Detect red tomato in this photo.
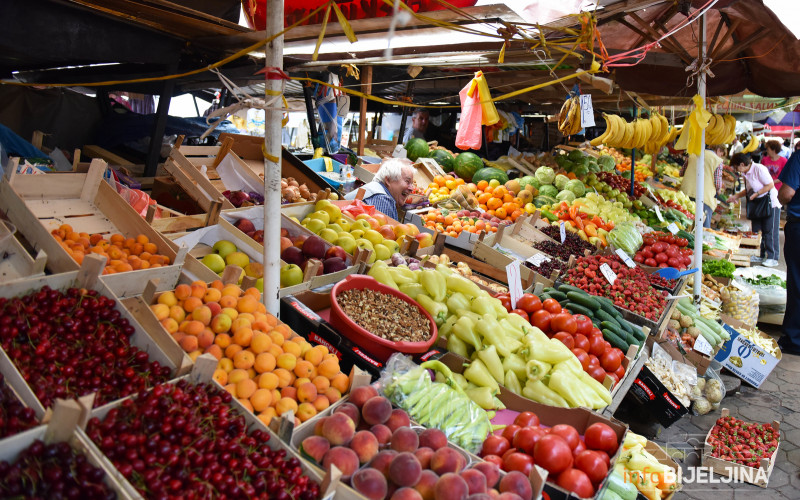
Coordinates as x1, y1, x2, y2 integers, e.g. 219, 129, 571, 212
594, 450, 611, 467
589, 335, 606, 357
533, 434, 573, 475
501, 424, 521, 443
601, 349, 623, 372
498, 296, 512, 312
511, 309, 529, 322
584, 423, 619, 454
550, 424, 580, 450
571, 348, 591, 371
588, 364, 607, 383
645, 258, 658, 267
483, 455, 504, 468
573, 334, 590, 353
513, 426, 546, 454
513, 411, 540, 428
516, 294, 542, 313
574, 451, 608, 485
607, 371, 620, 385
531, 310, 552, 332
553, 332, 575, 349
589, 327, 603, 338
574, 315, 593, 335
587, 354, 599, 368
557, 468, 595, 497
551, 314, 577, 334
501, 448, 518, 461
481, 434, 510, 457
572, 439, 586, 457
614, 364, 626, 380
604, 341, 612, 352
503, 452, 534, 475
542, 298, 562, 314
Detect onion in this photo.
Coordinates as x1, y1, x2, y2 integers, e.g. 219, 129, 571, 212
281, 180, 288, 189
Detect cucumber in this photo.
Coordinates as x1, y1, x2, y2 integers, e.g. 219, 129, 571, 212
696, 315, 724, 334
600, 321, 625, 339
628, 324, 647, 341
606, 471, 638, 500
539, 293, 552, 302
557, 284, 587, 295
597, 297, 619, 317
563, 301, 594, 318
547, 290, 568, 302
602, 328, 629, 350
566, 291, 600, 312
595, 308, 620, 327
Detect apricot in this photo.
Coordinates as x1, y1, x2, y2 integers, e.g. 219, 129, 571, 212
273, 368, 293, 388
301, 435, 331, 463
237, 296, 258, 314
179, 336, 198, 352
312, 375, 330, 393
257, 372, 279, 390
258, 408, 277, 427
158, 291, 178, 307
268, 331, 285, 347
296, 382, 318, 403
276, 353, 297, 371
296, 402, 317, 422
197, 330, 215, 349
203, 287, 222, 303
160, 318, 178, 334
225, 343, 243, 359
221, 284, 242, 297
218, 358, 234, 372
250, 332, 272, 354
233, 350, 255, 370
228, 369, 250, 384
280, 387, 297, 400
293, 377, 311, 389
210, 314, 232, 334
325, 387, 342, 403
330, 373, 349, 394
304, 345, 326, 366
214, 333, 232, 349
312, 395, 330, 412
282, 340, 301, 358
293, 360, 314, 379
219, 295, 238, 309
212, 369, 228, 385
183, 297, 203, 313
254, 352, 276, 374
249, 388, 272, 412
204, 344, 223, 360
314, 417, 329, 437
275, 397, 298, 416
235, 378, 257, 399
169, 305, 186, 323
232, 327, 253, 347
151, 303, 170, 321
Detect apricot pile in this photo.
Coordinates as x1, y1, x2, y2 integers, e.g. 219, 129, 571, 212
151, 280, 349, 425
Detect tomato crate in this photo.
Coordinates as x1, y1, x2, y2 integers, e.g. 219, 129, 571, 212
0, 256, 191, 420
701, 408, 780, 487
0, 160, 187, 298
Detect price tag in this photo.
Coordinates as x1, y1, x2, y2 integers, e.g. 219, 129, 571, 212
506, 261, 523, 309
560, 221, 566, 243
693, 334, 714, 355
615, 249, 636, 268
653, 205, 664, 222
667, 222, 679, 234
526, 253, 551, 267
599, 263, 617, 285
579, 94, 595, 128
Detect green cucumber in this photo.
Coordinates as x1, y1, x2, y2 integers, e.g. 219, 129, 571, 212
595, 308, 620, 327
628, 324, 647, 341
566, 291, 600, 312
602, 328, 629, 350
539, 293, 552, 302
600, 321, 625, 338
557, 284, 588, 295
563, 301, 594, 318
597, 297, 619, 317
547, 290, 568, 302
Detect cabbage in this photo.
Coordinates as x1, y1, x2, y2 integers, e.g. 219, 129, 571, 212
597, 155, 616, 172
554, 174, 570, 191
535, 166, 555, 185
538, 185, 558, 198
565, 179, 586, 197
556, 190, 576, 203
518, 175, 540, 190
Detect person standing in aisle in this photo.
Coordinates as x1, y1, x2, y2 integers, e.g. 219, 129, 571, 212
778, 151, 800, 354
680, 147, 722, 228
402, 109, 430, 144
729, 153, 781, 267
763, 140, 788, 191
344, 158, 414, 221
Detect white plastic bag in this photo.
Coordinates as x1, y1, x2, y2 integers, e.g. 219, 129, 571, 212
733, 266, 786, 306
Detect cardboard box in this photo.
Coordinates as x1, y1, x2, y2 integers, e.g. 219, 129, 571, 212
714, 315, 781, 388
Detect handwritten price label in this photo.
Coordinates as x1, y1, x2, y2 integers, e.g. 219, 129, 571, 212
600, 263, 617, 285
654, 205, 664, 222
560, 221, 566, 243
615, 249, 636, 268
526, 253, 551, 267
506, 261, 523, 309
667, 222, 679, 234
693, 334, 714, 355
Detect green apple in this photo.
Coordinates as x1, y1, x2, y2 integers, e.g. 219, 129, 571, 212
225, 251, 250, 268
335, 218, 351, 232
202, 253, 226, 274
373, 243, 391, 261
363, 229, 384, 246
319, 228, 339, 244
354, 239, 374, 253
316, 200, 342, 221
335, 235, 357, 254
350, 229, 365, 240
327, 223, 344, 233
255, 278, 263, 293
353, 219, 372, 231
309, 210, 331, 225
212, 240, 237, 259
383, 239, 400, 254
304, 218, 326, 235
280, 264, 303, 287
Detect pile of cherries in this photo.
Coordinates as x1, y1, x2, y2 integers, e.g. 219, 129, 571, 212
86, 380, 319, 500
0, 439, 114, 499
0, 373, 38, 439
0, 286, 171, 408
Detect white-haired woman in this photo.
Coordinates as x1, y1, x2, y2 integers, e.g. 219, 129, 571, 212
344, 158, 414, 220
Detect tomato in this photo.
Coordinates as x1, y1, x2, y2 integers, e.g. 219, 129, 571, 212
594, 450, 611, 467
553, 332, 575, 349
645, 258, 658, 267
531, 310, 552, 332
587, 354, 599, 368
503, 452, 534, 475
542, 298, 562, 314
573, 334, 590, 353
588, 364, 607, 383
501, 447, 518, 461
574, 315, 593, 335
643, 248, 654, 259
604, 341, 612, 352
615, 364, 626, 380
533, 435, 573, 474
668, 257, 683, 269
589, 335, 606, 357
550, 424, 580, 450
655, 252, 669, 263
665, 245, 679, 258
501, 424, 521, 443
511, 309, 529, 322
652, 241, 667, 253
607, 372, 620, 385
633, 253, 644, 263
589, 327, 603, 338
516, 294, 542, 313
584, 422, 619, 454
551, 314, 577, 334
498, 296, 512, 312
513, 411, 540, 428
600, 349, 622, 372
481, 434, 510, 457
574, 450, 608, 484
571, 348, 591, 371
572, 439, 586, 458
557, 468, 595, 497
513, 426, 546, 454
483, 454, 504, 468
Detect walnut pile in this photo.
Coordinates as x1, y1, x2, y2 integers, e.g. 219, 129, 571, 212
337, 289, 432, 342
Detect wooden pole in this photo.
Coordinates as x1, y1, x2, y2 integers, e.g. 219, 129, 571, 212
357, 66, 373, 155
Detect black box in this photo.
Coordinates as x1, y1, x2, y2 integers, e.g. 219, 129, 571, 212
627, 365, 689, 427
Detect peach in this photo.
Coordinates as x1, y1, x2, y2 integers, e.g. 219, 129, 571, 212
349, 385, 379, 408
371, 424, 392, 446
471, 463, 500, 490
280, 386, 297, 400
368, 449, 398, 479
297, 382, 318, 403
334, 402, 360, 427
460, 469, 487, 495
386, 408, 411, 432
498, 472, 531, 500
390, 427, 419, 453
414, 470, 439, 500
314, 416, 328, 437
392, 488, 423, 500
321, 446, 359, 481
322, 412, 356, 446
352, 468, 388, 500
434, 473, 469, 500
362, 396, 392, 426
349, 430, 379, 464
430, 447, 466, 475
419, 428, 448, 451
389, 452, 422, 487
297, 402, 317, 422
414, 447, 434, 469
468, 494, 494, 500
496, 493, 523, 500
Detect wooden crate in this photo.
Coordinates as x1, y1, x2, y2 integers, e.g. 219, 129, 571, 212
0, 160, 187, 298
162, 138, 238, 213
0, 256, 191, 420
0, 219, 47, 282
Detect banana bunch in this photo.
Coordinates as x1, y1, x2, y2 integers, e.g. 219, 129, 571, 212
740, 134, 760, 154
705, 114, 737, 145
591, 112, 680, 154
557, 96, 582, 136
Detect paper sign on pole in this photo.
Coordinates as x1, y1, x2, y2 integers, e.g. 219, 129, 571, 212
560, 222, 566, 243
580, 95, 595, 128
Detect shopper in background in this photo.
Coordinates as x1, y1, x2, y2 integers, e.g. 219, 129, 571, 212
729, 135, 745, 156
729, 153, 781, 267
402, 108, 430, 144
344, 158, 414, 221
778, 152, 800, 355
763, 140, 788, 191
680, 147, 722, 228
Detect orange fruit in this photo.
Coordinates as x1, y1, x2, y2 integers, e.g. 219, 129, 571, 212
225, 344, 243, 359
212, 369, 228, 385
293, 360, 314, 379
282, 341, 301, 358
184, 320, 205, 337
232, 327, 253, 347
257, 372, 279, 390
312, 395, 330, 412
275, 397, 298, 416
235, 378, 257, 399
233, 350, 255, 370
183, 297, 203, 313
250, 333, 272, 354
312, 375, 330, 393
304, 345, 325, 366
317, 357, 339, 379
250, 389, 273, 412
273, 368, 293, 388
214, 333, 232, 348
204, 344, 223, 360
254, 352, 276, 374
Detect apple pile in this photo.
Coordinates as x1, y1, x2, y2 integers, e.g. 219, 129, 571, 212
201, 239, 264, 289
280, 232, 350, 288
300, 385, 533, 500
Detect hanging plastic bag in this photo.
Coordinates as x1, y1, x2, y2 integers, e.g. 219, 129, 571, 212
455, 80, 484, 150
473, 71, 499, 126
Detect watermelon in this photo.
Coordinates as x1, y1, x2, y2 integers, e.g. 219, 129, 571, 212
405, 138, 429, 161
454, 152, 484, 182
534, 195, 557, 208
430, 149, 455, 171
471, 167, 508, 185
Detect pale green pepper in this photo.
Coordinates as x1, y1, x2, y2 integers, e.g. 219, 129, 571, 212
527, 338, 574, 364
525, 359, 552, 382
368, 261, 398, 289
417, 295, 448, 325
505, 314, 533, 334
387, 265, 418, 285
577, 371, 613, 406
435, 263, 453, 276
466, 386, 496, 410
490, 298, 508, 319
463, 359, 499, 391
502, 353, 528, 381
446, 274, 481, 297
504, 370, 522, 395
499, 318, 524, 341
446, 334, 470, 358
446, 292, 471, 315
471, 296, 498, 318
522, 328, 550, 346
522, 379, 569, 407
420, 269, 446, 302
399, 282, 426, 299
476, 316, 520, 358
438, 315, 458, 340
452, 316, 481, 351
477, 345, 504, 384
452, 373, 469, 390
455, 309, 482, 324
547, 365, 590, 408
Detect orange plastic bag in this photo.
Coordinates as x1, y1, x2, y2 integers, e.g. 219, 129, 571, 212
455, 80, 484, 150
342, 199, 376, 217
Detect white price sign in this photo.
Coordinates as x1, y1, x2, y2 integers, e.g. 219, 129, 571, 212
560, 221, 567, 243
506, 261, 524, 309
599, 263, 617, 285
667, 222, 679, 234
654, 205, 664, 222
526, 253, 551, 267
693, 334, 714, 355
615, 249, 636, 268
579, 94, 595, 128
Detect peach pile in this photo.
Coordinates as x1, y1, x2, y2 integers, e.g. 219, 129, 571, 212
300, 386, 533, 500
150, 280, 350, 425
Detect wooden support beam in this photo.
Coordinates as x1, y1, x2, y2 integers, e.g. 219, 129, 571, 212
708, 18, 741, 62
627, 12, 693, 64
145, 61, 178, 177
711, 30, 768, 67
707, 17, 726, 57
357, 66, 373, 156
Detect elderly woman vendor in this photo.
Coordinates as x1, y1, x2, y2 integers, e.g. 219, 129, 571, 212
344, 158, 415, 221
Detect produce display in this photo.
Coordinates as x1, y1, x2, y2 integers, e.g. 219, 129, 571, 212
421, 208, 503, 237
479, 411, 621, 498
655, 189, 695, 217
537, 224, 597, 256
707, 415, 779, 467
604, 431, 679, 499
590, 112, 679, 154
50, 225, 172, 274
563, 255, 668, 321
474, 180, 534, 222
425, 254, 508, 293
632, 231, 693, 270
725, 325, 780, 357
0, 286, 171, 409
87, 380, 319, 499
742, 274, 786, 288
150, 281, 350, 424
689, 376, 725, 415
0, 374, 38, 439
0, 439, 114, 499
644, 349, 693, 407
224, 189, 265, 207
594, 172, 647, 200
200, 238, 266, 287
337, 288, 432, 343
702, 259, 735, 278
281, 177, 319, 204
541, 202, 613, 248
522, 254, 565, 278
426, 174, 470, 205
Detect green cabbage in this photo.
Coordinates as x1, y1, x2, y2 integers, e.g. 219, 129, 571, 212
607, 222, 643, 255
554, 174, 570, 191
556, 190, 576, 203
518, 175, 540, 190
565, 179, 586, 197
567, 150, 585, 162
535, 166, 556, 185
597, 155, 616, 172
538, 184, 558, 198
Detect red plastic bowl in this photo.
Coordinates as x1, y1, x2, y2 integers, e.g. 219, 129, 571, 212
330, 274, 438, 362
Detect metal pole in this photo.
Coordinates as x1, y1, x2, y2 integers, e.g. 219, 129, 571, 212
693, 14, 707, 304
630, 107, 637, 197
263, 0, 284, 315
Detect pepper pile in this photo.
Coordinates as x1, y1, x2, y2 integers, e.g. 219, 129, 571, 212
563, 255, 668, 321
633, 231, 692, 270
708, 415, 779, 467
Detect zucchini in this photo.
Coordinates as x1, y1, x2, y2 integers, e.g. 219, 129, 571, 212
602, 328, 629, 350
566, 291, 600, 312
606, 471, 638, 500
541, 209, 559, 222
696, 315, 724, 334
563, 301, 594, 318
547, 290, 568, 302
557, 284, 587, 295
598, 489, 624, 500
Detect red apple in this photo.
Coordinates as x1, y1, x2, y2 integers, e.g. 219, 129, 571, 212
302, 258, 324, 276
302, 235, 327, 259
377, 225, 396, 240
280, 237, 293, 253
234, 218, 256, 234
292, 235, 307, 248
281, 246, 305, 266
325, 245, 348, 261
